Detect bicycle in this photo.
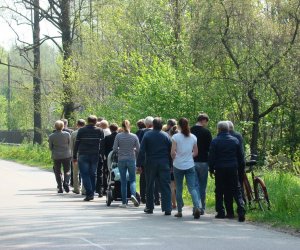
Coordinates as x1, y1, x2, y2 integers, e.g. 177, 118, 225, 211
242, 155, 271, 211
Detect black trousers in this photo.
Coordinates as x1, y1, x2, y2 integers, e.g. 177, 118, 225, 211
215, 167, 245, 216
141, 166, 160, 203
53, 158, 71, 188
96, 156, 104, 194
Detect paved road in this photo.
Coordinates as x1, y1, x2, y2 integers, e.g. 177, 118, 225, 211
0, 159, 299, 250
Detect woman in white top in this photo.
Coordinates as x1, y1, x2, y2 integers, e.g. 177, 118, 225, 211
171, 118, 201, 219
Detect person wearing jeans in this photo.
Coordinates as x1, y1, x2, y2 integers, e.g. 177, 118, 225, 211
73, 115, 104, 201
191, 113, 212, 214
171, 118, 201, 219
113, 120, 140, 208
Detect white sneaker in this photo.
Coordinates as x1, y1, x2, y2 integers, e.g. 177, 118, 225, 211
131, 195, 140, 207
119, 204, 127, 208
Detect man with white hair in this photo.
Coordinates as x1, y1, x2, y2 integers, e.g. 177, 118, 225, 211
209, 121, 245, 222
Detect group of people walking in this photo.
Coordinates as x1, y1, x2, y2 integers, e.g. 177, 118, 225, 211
48, 113, 246, 222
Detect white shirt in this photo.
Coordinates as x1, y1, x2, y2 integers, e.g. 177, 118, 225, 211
172, 132, 197, 170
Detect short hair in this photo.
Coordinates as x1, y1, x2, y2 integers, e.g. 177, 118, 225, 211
227, 121, 234, 130
97, 117, 104, 122
217, 121, 229, 132
153, 117, 162, 130
167, 119, 177, 127
197, 113, 209, 122
87, 115, 97, 125
61, 118, 68, 126
109, 123, 118, 132
55, 120, 64, 131
100, 120, 109, 129
169, 125, 179, 136
136, 119, 146, 129
144, 116, 154, 127
77, 119, 86, 127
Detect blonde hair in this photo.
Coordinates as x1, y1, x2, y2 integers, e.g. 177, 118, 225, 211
122, 120, 130, 133
100, 120, 109, 129
55, 120, 64, 131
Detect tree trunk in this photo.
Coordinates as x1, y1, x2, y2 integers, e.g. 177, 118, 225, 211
60, 0, 75, 121
33, 0, 42, 144
248, 88, 259, 155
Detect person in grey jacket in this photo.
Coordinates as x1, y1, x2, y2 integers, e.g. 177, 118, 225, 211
49, 120, 72, 193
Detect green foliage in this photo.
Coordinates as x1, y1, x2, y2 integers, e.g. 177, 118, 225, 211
0, 143, 52, 170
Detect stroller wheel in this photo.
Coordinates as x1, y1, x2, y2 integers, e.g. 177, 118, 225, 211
106, 190, 113, 206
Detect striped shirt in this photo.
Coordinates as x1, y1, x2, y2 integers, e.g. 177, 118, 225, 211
113, 132, 140, 161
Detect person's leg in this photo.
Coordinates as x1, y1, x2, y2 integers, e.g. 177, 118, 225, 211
103, 159, 108, 194
159, 164, 172, 213
140, 166, 146, 203
198, 162, 209, 211
89, 154, 99, 197
224, 169, 234, 217
145, 165, 155, 211
127, 160, 136, 197
230, 168, 245, 220
62, 158, 71, 192
170, 172, 176, 208
78, 155, 93, 198
70, 161, 73, 187
72, 160, 80, 193
118, 160, 128, 205
154, 177, 160, 205
215, 169, 225, 217
185, 167, 201, 210
53, 159, 63, 191
173, 168, 185, 213
96, 155, 103, 195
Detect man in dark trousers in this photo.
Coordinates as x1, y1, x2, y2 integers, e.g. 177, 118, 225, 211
209, 121, 246, 222
191, 113, 212, 215
137, 117, 172, 215
73, 115, 104, 201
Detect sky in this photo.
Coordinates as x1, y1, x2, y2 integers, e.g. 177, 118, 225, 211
0, 1, 60, 50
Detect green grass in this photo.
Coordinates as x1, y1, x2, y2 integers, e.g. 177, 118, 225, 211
0, 143, 299, 231
0, 143, 52, 170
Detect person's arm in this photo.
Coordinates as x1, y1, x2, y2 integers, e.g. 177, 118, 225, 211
136, 136, 146, 168
112, 134, 119, 152
135, 135, 140, 156
48, 136, 53, 151
171, 139, 177, 160
73, 129, 81, 161
192, 143, 198, 158
208, 141, 216, 178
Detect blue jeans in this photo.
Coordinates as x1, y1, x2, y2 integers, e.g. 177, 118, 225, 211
118, 159, 136, 205
174, 167, 201, 212
194, 162, 209, 210
78, 154, 99, 197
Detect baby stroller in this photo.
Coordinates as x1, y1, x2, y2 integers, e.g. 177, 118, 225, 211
106, 151, 140, 206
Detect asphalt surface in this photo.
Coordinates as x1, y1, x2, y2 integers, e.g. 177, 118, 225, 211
0, 159, 299, 250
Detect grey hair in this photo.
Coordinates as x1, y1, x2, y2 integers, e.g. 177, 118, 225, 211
217, 121, 229, 132
144, 116, 154, 127
227, 121, 234, 130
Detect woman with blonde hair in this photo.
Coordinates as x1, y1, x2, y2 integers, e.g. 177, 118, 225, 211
113, 120, 140, 208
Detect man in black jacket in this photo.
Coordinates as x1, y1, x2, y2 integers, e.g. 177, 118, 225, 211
73, 115, 104, 201
209, 121, 245, 222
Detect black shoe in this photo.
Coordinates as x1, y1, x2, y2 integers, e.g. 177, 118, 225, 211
144, 208, 153, 214
141, 198, 146, 204
164, 211, 171, 216
83, 196, 94, 201
155, 200, 160, 206
238, 214, 245, 222
63, 184, 69, 193
174, 212, 182, 218
57, 188, 63, 193
200, 209, 205, 216
215, 213, 225, 219
98, 193, 103, 198
226, 214, 235, 219
194, 208, 201, 219
72, 190, 80, 194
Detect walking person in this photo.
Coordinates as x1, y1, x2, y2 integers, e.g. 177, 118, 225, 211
73, 115, 104, 201
70, 119, 86, 194
171, 118, 201, 219
113, 120, 140, 208
208, 121, 246, 222
137, 117, 172, 215
49, 120, 72, 193
191, 113, 212, 215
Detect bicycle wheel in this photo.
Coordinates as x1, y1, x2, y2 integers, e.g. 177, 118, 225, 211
243, 175, 253, 209
254, 178, 271, 211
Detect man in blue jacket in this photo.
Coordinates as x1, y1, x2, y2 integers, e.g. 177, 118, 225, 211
137, 117, 172, 215
209, 121, 245, 222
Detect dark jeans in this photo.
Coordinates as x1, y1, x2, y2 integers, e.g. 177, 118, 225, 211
140, 166, 160, 203
78, 154, 99, 197
145, 163, 171, 212
53, 158, 71, 189
215, 167, 245, 216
